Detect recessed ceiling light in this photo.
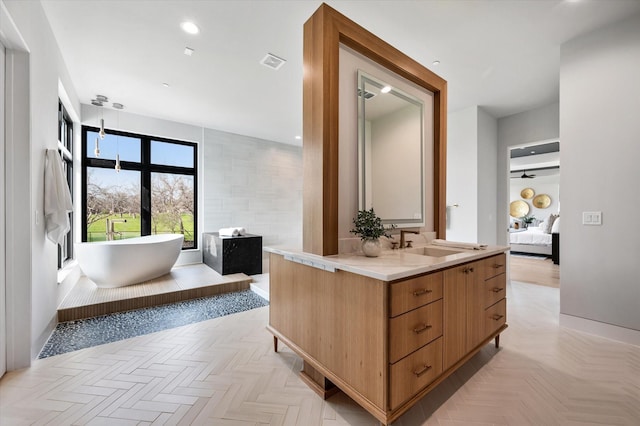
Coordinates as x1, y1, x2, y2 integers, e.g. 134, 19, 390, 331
162, 83, 170, 88
112, 103, 124, 110
381, 86, 392, 94
180, 21, 199, 35
432, 60, 441, 66
184, 47, 194, 56
295, 135, 302, 140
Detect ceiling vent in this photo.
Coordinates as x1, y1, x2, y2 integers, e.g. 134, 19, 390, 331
357, 88, 376, 99
260, 53, 286, 70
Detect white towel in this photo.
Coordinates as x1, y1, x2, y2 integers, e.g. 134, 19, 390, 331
431, 239, 487, 250
219, 227, 246, 237
44, 149, 73, 245
219, 227, 239, 237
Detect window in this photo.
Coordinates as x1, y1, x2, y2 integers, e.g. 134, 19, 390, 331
58, 100, 73, 268
82, 126, 197, 249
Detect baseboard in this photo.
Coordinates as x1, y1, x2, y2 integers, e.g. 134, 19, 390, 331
559, 313, 640, 347
250, 283, 269, 301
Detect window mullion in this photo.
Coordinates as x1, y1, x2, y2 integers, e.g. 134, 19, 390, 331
141, 137, 152, 236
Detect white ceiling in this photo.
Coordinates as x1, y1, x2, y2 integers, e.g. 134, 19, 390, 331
40, 0, 640, 146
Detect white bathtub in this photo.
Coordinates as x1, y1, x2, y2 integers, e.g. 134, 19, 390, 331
75, 234, 184, 288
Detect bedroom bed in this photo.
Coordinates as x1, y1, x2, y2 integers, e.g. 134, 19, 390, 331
509, 226, 553, 256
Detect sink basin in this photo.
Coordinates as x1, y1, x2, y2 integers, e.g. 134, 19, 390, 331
404, 246, 464, 257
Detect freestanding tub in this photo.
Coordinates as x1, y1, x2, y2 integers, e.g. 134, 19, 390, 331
75, 234, 184, 288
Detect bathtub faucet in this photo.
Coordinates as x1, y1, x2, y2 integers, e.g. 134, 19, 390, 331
106, 218, 127, 241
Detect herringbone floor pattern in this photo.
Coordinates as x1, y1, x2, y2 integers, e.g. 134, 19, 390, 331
1, 281, 639, 425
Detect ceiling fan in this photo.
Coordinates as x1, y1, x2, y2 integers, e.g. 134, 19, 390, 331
512, 170, 536, 179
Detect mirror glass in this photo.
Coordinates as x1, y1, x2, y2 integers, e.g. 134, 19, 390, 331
357, 70, 424, 226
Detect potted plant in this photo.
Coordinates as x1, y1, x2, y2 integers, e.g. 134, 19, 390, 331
350, 208, 396, 257
521, 214, 536, 229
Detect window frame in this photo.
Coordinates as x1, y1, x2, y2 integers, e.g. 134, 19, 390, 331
81, 126, 198, 249
58, 100, 73, 268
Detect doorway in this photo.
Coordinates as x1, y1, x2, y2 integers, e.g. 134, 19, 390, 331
508, 140, 560, 287
1, 40, 6, 377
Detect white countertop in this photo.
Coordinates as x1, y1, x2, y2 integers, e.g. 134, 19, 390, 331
264, 243, 509, 281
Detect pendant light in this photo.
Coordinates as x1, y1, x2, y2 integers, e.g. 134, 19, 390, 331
99, 118, 106, 139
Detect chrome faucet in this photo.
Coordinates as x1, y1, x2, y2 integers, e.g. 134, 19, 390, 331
400, 230, 419, 248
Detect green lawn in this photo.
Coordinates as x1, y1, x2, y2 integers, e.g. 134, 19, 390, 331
87, 213, 194, 243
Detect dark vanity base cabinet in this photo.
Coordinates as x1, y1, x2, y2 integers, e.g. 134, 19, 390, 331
203, 232, 262, 275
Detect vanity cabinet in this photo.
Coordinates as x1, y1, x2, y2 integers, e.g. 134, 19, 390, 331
443, 254, 507, 369
268, 251, 508, 425
389, 272, 443, 408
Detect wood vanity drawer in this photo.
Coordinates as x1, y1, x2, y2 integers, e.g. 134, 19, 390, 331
389, 300, 443, 363
390, 272, 443, 317
483, 253, 506, 280
485, 298, 506, 337
484, 274, 506, 309
389, 337, 443, 410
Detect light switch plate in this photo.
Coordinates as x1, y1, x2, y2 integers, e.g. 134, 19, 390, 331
582, 211, 602, 225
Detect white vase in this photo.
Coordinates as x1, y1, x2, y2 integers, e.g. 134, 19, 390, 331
362, 239, 381, 257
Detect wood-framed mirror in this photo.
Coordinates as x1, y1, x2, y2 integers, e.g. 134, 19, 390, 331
302, 3, 447, 255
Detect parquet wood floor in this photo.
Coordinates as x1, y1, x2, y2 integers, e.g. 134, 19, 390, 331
2, 280, 638, 425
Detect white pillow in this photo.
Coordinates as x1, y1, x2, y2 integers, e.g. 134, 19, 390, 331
551, 217, 560, 233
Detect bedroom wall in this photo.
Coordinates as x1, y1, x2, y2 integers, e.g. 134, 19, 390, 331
497, 102, 559, 245
559, 12, 640, 344
509, 175, 560, 226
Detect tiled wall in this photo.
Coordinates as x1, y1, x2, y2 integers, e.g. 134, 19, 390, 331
203, 129, 303, 272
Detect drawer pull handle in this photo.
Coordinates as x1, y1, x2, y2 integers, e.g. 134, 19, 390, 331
413, 323, 432, 334
494, 264, 504, 268
412, 288, 432, 296
492, 287, 504, 293
413, 364, 432, 378
491, 314, 504, 321
463, 267, 475, 274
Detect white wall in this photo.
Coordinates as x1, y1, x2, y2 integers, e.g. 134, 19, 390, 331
477, 107, 498, 245
447, 106, 497, 244
447, 106, 478, 242
370, 105, 422, 221
497, 103, 559, 245
559, 12, 640, 343
203, 128, 302, 272
3, 0, 82, 367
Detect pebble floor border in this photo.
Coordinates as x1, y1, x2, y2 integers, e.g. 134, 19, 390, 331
39, 289, 269, 359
